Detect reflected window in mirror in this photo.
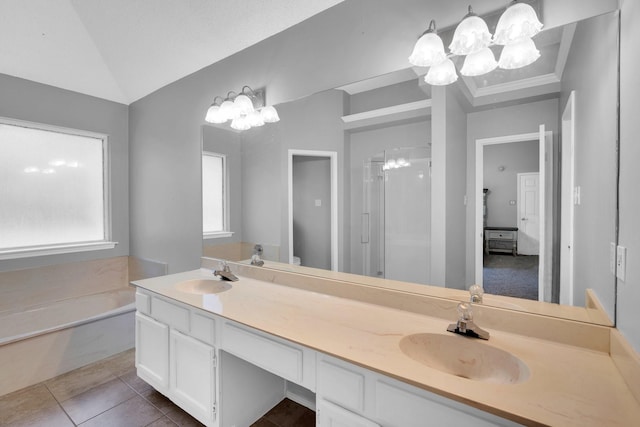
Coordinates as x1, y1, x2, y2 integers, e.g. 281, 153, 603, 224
203, 152, 232, 239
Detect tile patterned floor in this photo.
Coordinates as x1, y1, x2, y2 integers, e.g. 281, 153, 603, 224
0, 349, 315, 427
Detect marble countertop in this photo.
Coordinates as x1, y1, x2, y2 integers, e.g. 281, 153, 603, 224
132, 268, 640, 426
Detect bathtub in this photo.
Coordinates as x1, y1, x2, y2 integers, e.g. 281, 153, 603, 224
0, 288, 135, 346
0, 256, 165, 397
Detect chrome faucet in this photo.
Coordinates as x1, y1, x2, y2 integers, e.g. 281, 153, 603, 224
447, 302, 490, 340
250, 244, 264, 266
469, 284, 484, 304
213, 261, 239, 282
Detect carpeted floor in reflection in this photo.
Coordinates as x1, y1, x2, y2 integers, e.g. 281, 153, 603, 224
483, 254, 539, 300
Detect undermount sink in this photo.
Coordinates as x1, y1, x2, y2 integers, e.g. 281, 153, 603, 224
175, 279, 232, 295
399, 333, 529, 384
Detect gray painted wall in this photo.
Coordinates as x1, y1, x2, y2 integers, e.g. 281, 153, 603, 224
618, 0, 640, 352
484, 141, 539, 228
0, 74, 129, 273
430, 85, 468, 289
560, 11, 618, 317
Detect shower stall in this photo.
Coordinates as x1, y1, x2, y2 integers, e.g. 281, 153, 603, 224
361, 147, 432, 285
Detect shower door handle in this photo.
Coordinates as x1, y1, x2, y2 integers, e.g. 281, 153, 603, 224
361, 213, 370, 244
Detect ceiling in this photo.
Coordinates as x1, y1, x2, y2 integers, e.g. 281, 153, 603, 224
0, 0, 344, 105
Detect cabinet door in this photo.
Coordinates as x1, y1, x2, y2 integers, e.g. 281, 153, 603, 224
135, 313, 169, 392
170, 329, 216, 426
318, 399, 380, 427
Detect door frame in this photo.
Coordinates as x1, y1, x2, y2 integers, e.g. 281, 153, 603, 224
287, 149, 338, 271
474, 129, 552, 301
560, 91, 576, 305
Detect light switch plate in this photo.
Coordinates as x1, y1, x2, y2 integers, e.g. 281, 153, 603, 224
616, 245, 627, 282
610, 243, 617, 275
315, 199, 322, 207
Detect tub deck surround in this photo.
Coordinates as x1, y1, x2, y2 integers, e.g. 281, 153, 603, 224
0, 288, 134, 345
132, 267, 640, 427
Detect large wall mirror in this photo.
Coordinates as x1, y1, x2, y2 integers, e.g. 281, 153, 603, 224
202, 9, 619, 326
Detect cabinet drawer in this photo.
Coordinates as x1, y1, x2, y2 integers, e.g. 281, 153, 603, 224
374, 379, 517, 427
190, 311, 216, 346
487, 230, 515, 240
489, 240, 515, 250
135, 291, 151, 315
318, 358, 365, 413
223, 322, 303, 383
152, 297, 190, 333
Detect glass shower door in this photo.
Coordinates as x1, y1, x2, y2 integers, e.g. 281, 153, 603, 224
362, 147, 431, 284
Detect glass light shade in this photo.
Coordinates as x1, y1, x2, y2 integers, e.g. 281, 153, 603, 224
460, 47, 498, 76
449, 15, 492, 55
424, 58, 458, 85
247, 110, 265, 127
230, 115, 251, 131
409, 32, 447, 67
261, 105, 280, 123
498, 37, 540, 69
493, 2, 543, 45
233, 94, 255, 115
205, 104, 227, 124
219, 99, 237, 121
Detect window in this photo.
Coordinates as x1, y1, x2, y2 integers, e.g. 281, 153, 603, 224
0, 117, 115, 259
202, 152, 231, 238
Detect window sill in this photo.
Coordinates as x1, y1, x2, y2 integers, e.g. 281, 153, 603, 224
0, 241, 118, 260
203, 231, 234, 240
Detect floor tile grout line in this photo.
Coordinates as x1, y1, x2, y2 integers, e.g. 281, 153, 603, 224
62, 376, 133, 426
43, 381, 78, 426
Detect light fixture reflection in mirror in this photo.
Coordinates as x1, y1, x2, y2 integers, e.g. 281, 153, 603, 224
409, 1, 543, 85
205, 86, 279, 130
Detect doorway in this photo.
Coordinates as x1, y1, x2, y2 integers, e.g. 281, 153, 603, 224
287, 150, 338, 271
475, 127, 553, 301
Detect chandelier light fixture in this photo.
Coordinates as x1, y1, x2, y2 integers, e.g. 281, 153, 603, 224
205, 86, 279, 131
409, 1, 543, 85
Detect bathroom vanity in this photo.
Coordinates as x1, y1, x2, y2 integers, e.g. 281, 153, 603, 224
132, 261, 640, 427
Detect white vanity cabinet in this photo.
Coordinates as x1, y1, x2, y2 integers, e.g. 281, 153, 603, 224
317, 354, 520, 427
135, 291, 218, 426
317, 399, 380, 427
134, 286, 521, 427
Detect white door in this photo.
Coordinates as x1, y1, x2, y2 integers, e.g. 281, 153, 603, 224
517, 173, 540, 255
